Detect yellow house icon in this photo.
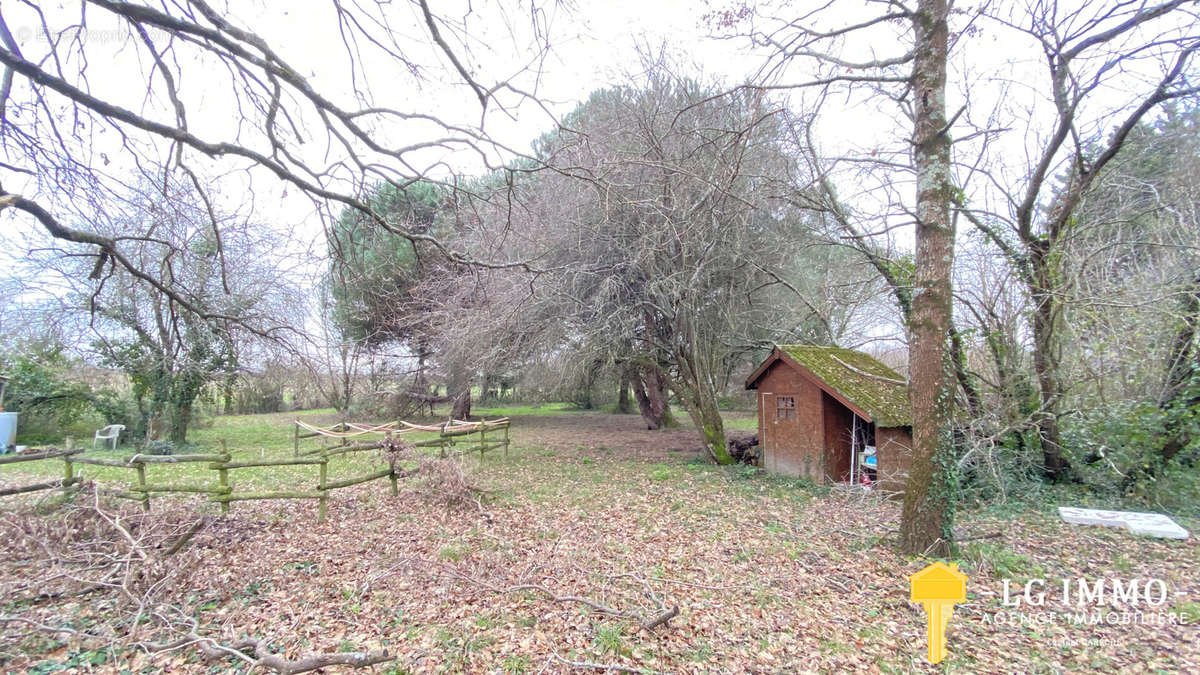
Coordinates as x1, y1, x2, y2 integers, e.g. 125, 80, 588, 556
909, 561, 968, 664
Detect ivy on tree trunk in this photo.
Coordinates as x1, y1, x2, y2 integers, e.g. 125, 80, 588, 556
899, 0, 958, 558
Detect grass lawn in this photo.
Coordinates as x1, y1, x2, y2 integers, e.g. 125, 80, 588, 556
0, 409, 449, 496
2, 404, 753, 496
3, 409, 1195, 673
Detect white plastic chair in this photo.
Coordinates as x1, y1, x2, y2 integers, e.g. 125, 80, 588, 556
94, 424, 125, 450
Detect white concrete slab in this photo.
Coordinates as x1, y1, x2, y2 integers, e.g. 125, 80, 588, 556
1058, 507, 1190, 540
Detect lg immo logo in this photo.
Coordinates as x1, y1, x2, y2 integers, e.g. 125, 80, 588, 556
909, 561, 968, 664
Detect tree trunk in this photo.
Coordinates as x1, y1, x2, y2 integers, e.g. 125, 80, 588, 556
577, 360, 601, 410
631, 364, 670, 430
670, 344, 735, 464
1028, 242, 1073, 481
169, 400, 192, 444
451, 390, 472, 420
616, 368, 633, 414
675, 383, 733, 464
222, 373, 235, 415
448, 362, 472, 420
899, 0, 957, 557
415, 339, 430, 394
1158, 271, 1200, 465
948, 325, 982, 418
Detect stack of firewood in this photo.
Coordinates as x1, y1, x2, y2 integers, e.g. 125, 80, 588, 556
727, 434, 760, 465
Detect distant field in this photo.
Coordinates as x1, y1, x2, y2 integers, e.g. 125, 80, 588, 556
1, 403, 756, 497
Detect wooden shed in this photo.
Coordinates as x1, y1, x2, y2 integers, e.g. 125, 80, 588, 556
745, 345, 913, 492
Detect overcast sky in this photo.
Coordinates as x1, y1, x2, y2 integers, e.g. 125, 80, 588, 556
2, 0, 1192, 313
1, 1, 767, 258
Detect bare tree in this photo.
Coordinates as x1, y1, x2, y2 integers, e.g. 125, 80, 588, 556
716, 0, 962, 553
28, 174, 291, 442
490, 67, 830, 462
949, 0, 1200, 481
719, 0, 1199, 551
0, 0, 555, 323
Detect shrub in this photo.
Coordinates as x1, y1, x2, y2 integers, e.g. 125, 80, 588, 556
0, 346, 129, 445
141, 440, 197, 456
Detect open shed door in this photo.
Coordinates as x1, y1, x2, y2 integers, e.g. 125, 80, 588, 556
760, 392, 775, 472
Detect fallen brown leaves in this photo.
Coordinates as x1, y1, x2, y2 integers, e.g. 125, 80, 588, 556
0, 413, 1196, 673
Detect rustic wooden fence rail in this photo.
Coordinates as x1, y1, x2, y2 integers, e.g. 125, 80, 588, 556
293, 417, 511, 460
0, 419, 511, 522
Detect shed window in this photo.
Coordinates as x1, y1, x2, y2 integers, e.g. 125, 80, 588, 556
776, 396, 796, 420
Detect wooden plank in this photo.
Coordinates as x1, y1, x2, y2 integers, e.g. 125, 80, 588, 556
96, 488, 151, 501
0, 448, 84, 464
320, 441, 385, 457
219, 440, 231, 515
318, 459, 328, 522
212, 491, 326, 502
0, 477, 79, 496
215, 457, 326, 469
323, 468, 393, 490
440, 425, 487, 438
135, 463, 149, 512
129, 484, 227, 494
70, 456, 140, 467
126, 454, 229, 464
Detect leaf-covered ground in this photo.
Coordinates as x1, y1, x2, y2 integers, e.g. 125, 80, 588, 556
2, 412, 1198, 673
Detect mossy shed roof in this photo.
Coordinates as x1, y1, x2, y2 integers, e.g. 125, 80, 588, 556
745, 345, 911, 427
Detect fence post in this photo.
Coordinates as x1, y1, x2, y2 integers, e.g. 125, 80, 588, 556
503, 423, 510, 460
479, 424, 486, 461
318, 456, 328, 523
134, 461, 149, 512
62, 437, 75, 491
62, 457, 74, 491
218, 439, 231, 515
293, 423, 299, 457
386, 432, 399, 497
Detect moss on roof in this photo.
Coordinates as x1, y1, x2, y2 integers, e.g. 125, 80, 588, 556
778, 345, 911, 427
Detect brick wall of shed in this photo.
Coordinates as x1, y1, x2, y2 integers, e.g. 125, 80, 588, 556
755, 360, 824, 480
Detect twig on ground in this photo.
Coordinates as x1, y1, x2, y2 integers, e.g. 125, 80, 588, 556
146, 630, 393, 674
957, 531, 1003, 542
0, 615, 107, 641
162, 517, 207, 556
446, 566, 680, 632
549, 652, 663, 673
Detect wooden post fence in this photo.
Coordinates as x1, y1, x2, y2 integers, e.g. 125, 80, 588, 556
2, 419, 513, 521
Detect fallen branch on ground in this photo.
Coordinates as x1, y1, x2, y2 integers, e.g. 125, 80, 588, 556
161, 518, 207, 556
549, 652, 664, 673
956, 531, 1003, 542
444, 567, 680, 632
151, 633, 393, 675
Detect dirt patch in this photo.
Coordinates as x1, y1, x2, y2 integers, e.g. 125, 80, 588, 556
506, 413, 706, 461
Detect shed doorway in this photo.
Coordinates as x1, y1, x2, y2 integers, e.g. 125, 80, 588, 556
821, 391, 876, 485
850, 414, 877, 487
